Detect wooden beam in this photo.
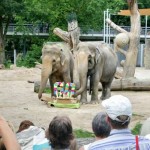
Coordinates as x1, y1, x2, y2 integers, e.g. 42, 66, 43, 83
118, 8, 150, 16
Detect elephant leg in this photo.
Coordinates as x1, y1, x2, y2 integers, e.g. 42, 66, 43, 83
100, 82, 111, 100
80, 78, 88, 104
90, 69, 102, 103
90, 76, 100, 103
49, 76, 57, 97
80, 89, 88, 104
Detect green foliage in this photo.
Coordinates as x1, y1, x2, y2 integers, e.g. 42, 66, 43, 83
0, 0, 24, 17
44, 88, 51, 94
67, 12, 77, 22
73, 122, 143, 138
73, 129, 94, 138
131, 122, 142, 135
4, 60, 13, 68
1, 0, 150, 64
16, 38, 43, 67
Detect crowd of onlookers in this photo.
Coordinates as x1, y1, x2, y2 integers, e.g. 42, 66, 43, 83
0, 95, 150, 150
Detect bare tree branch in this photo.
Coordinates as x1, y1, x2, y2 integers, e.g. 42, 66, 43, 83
106, 18, 128, 33
53, 28, 70, 43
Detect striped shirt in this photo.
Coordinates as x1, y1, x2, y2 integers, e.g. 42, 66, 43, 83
88, 129, 150, 150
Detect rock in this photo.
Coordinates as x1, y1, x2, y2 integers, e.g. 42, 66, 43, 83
34, 81, 50, 93
0, 64, 5, 69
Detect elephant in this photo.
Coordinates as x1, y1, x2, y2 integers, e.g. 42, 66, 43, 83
38, 42, 74, 99
73, 41, 118, 103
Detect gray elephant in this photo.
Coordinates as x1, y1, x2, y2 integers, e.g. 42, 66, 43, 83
73, 41, 117, 103
38, 42, 74, 99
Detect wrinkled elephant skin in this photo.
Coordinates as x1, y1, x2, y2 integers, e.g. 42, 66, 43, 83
38, 42, 74, 99
73, 42, 118, 103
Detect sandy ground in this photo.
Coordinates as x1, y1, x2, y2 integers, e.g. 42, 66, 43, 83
0, 67, 150, 132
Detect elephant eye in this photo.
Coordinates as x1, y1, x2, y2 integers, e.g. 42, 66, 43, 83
88, 59, 92, 64
88, 55, 92, 60
52, 59, 56, 63
88, 55, 93, 64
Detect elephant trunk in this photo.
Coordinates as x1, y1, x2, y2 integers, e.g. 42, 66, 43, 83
38, 57, 52, 99
74, 55, 88, 97
73, 54, 80, 89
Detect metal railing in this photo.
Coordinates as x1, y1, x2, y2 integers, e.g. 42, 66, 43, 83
5, 24, 150, 39
80, 26, 150, 35
5, 24, 49, 36
80, 26, 150, 41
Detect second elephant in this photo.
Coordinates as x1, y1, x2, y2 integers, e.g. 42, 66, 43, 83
73, 42, 118, 103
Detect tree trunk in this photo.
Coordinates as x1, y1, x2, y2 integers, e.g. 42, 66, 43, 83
34, 78, 150, 93
106, 0, 141, 78
123, 0, 140, 77
110, 78, 150, 91
0, 37, 5, 64
0, 18, 5, 64
53, 20, 80, 50
144, 38, 150, 69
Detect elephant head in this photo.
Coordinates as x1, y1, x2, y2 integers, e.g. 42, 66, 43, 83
38, 43, 68, 99
73, 42, 101, 97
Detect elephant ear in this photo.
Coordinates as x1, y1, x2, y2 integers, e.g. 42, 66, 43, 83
95, 47, 101, 64
60, 49, 66, 66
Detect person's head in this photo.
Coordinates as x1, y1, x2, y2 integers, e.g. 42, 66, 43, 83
17, 120, 34, 133
102, 95, 132, 129
47, 115, 75, 149
92, 112, 111, 139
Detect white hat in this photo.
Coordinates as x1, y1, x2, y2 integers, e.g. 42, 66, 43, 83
102, 95, 132, 122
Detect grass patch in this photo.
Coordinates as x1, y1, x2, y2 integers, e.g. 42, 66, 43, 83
131, 122, 142, 135
73, 129, 94, 138
73, 122, 143, 138
44, 88, 51, 94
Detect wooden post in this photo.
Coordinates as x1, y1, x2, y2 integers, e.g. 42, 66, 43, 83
144, 33, 150, 69
123, 0, 140, 78
68, 20, 80, 51
53, 13, 80, 51
106, 0, 141, 78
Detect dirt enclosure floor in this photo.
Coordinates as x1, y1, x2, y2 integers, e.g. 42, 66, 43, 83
0, 67, 150, 132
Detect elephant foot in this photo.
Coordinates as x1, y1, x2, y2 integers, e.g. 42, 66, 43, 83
91, 95, 99, 104
80, 101, 88, 105
89, 100, 100, 104
100, 96, 105, 101
100, 95, 110, 101
80, 98, 88, 104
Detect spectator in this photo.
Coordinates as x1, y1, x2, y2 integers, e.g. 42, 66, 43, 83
16, 120, 49, 150
17, 120, 34, 133
0, 115, 20, 150
89, 95, 150, 150
46, 115, 77, 150
79, 112, 111, 150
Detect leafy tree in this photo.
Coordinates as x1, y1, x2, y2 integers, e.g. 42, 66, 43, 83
0, 0, 24, 64
16, 37, 43, 67
1, 0, 149, 65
